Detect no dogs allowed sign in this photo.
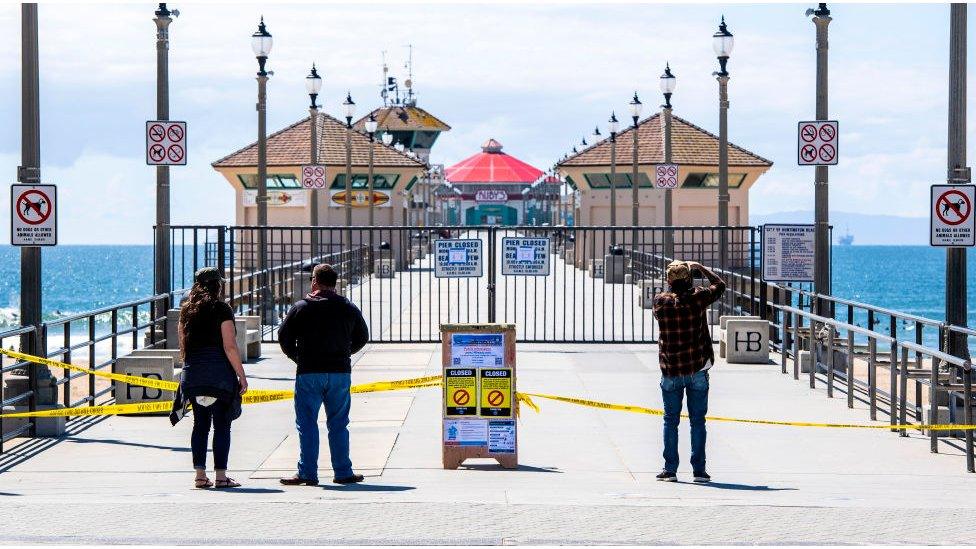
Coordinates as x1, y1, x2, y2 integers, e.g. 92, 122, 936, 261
11, 184, 57, 246
931, 184, 975, 247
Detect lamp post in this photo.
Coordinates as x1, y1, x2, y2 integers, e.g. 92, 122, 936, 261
591, 126, 602, 144
660, 63, 676, 258
365, 114, 378, 226
153, 4, 176, 321
608, 112, 619, 245
629, 93, 643, 227
713, 16, 733, 271
251, 17, 272, 324
305, 63, 322, 257
342, 92, 355, 228
806, 3, 832, 315
947, 4, 970, 370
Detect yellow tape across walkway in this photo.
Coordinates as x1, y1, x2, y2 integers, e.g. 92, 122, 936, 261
2, 347, 975, 431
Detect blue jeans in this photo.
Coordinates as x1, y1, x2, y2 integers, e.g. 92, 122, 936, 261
191, 399, 232, 470
660, 369, 709, 474
295, 373, 353, 481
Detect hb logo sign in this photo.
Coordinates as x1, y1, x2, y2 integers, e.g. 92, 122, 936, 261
734, 331, 763, 352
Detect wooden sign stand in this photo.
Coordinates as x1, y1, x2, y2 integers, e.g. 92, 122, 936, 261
440, 323, 518, 469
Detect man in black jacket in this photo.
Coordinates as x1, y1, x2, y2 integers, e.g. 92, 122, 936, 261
278, 264, 369, 486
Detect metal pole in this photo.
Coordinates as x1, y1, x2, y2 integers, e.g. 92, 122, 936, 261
610, 133, 617, 245
309, 106, 319, 258
813, 4, 833, 312
153, 4, 172, 320
664, 105, 674, 258
19, 3, 51, 389
256, 57, 270, 325
948, 3, 970, 360
345, 121, 352, 227
717, 74, 729, 270
368, 133, 375, 226
632, 119, 639, 226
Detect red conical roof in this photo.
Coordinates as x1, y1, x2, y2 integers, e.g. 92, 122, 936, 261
445, 138, 543, 184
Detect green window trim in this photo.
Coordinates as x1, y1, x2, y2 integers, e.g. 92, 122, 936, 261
329, 173, 399, 190
404, 176, 419, 191
564, 175, 579, 190
681, 172, 747, 188
582, 173, 654, 189
237, 173, 301, 189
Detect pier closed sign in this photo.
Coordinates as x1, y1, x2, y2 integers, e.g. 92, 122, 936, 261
435, 239, 483, 278
501, 237, 550, 276
11, 184, 57, 246
761, 224, 814, 282
931, 184, 975, 247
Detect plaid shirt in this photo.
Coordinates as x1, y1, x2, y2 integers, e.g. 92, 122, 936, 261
653, 282, 726, 377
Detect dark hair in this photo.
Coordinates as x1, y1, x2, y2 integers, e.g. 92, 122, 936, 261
313, 263, 338, 287
670, 277, 693, 296
178, 278, 222, 359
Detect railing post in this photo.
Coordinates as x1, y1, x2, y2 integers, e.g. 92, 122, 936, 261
217, 226, 227, 280
889, 341, 898, 432
964, 361, 974, 472
868, 337, 877, 420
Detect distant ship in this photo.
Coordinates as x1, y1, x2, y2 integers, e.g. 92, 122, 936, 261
837, 226, 854, 246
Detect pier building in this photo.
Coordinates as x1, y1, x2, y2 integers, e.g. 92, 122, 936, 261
556, 113, 772, 226
444, 138, 544, 225
353, 104, 450, 164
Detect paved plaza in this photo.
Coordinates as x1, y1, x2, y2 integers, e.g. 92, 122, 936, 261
1, 341, 974, 545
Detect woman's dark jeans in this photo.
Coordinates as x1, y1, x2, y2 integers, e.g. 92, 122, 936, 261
191, 399, 232, 470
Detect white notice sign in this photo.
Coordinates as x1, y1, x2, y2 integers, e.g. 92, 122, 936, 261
450, 333, 504, 367
501, 237, 550, 276
435, 239, 483, 278
931, 184, 976, 247
11, 184, 57, 246
443, 419, 488, 446
762, 224, 815, 282
488, 420, 516, 453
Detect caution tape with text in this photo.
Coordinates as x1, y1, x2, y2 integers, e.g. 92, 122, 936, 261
1, 347, 974, 431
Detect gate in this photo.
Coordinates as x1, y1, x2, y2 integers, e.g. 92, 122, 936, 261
167, 225, 759, 344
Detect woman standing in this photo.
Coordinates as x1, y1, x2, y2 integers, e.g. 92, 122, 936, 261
171, 267, 248, 489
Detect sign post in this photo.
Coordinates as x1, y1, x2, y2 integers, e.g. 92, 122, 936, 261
761, 224, 815, 282
441, 323, 517, 469
931, 184, 975, 247
11, 184, 57, 246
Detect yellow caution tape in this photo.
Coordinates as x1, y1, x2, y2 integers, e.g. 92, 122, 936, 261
517, 391, 976, 432
0, 347, 180, 392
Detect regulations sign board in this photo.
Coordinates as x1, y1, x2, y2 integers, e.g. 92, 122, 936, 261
931, 184, 975, 247
761, 224, 815, 282
11, 184, 57, 246
655, 163, 679, 189
434, 239, 483, 278
797, 120, 838, 166
146, 121, 187, 166
501, 237, 550, 276
300, 165, 326, 188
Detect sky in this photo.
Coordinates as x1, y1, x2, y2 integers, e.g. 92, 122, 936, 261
0, 2, 972, 244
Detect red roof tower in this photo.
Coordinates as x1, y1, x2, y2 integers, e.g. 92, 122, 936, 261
445, 139, 543, 184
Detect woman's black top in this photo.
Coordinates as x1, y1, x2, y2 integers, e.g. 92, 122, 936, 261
183, 301, 234, 353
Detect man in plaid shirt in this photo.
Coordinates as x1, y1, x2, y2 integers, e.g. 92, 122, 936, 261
652, 260, 726, 483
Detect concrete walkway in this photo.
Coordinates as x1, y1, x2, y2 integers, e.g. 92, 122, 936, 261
0, 342, 974, 545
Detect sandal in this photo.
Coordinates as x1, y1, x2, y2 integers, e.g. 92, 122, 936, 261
194, 478, 213, 489
214, 477, 241, 489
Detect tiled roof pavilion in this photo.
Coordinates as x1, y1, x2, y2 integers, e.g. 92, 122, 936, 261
212, 112, 424, 169
353, 105, 451, 132
557, 113, 773, 168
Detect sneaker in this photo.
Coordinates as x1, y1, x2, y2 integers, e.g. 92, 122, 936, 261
333, 474, 365, 484
693, 471, 711, 483
656, 471, 677, 482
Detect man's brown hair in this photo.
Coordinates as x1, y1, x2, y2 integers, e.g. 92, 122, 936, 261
313, 264, 339, 287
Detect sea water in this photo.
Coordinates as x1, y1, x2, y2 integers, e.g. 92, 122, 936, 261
1, 244, 975, 348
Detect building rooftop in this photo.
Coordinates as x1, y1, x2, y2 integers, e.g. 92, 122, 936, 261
212, 113, 424, 169
353, 105, 451, 133
557, 113, 773, 168
445, 139, 544, 184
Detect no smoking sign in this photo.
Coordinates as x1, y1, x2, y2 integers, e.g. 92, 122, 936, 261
655, 163, 679, 189
146, 120, 187, 166
931, 184, 976, 247
797, 120, 838, 166
301, 165, 327, 189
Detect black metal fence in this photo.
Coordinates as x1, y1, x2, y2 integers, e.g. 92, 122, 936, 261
168, 225, 760, 344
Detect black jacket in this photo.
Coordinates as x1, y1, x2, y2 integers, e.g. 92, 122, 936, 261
278, 289, 369, 374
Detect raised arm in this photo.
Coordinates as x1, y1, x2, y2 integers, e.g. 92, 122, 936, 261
689, 262, 727, 304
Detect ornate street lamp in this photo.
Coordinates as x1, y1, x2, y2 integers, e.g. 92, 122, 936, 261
251, 16, 272, 324
305, 63, 322, 239
608, 112, 619, 241
713, 16, 733, 270
660, 62, 677, 258
629, 93, 643, 227
342, 92, 355, 227
365, 114, 378, 226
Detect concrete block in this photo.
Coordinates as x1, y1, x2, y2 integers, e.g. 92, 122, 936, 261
2, 404, 66, 436
242, 315, 262, 359
292, 272, 312, 305
720, 315, 759, 330
604, 254, 626, 284
923, 405, 967, 437
588, 259, 604, 279
799, 350, 813, 373
637, 280, 663, 309
165, 308, 181, 350
563, 249, 575, 265
707, 308, 720, 325
113, 356, 175, 408
129, 348, 183, 367
234, 318, 249, 362
3, 374, 57, 405
374, 259, 396, 278
725, 319, 769, 364
719, 329, 726, 358
624, 274, 633, 285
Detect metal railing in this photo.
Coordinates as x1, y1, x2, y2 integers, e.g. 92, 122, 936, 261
0, 325, 37, 454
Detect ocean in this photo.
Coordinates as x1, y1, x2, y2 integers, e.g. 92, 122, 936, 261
1, 244, 974, 348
